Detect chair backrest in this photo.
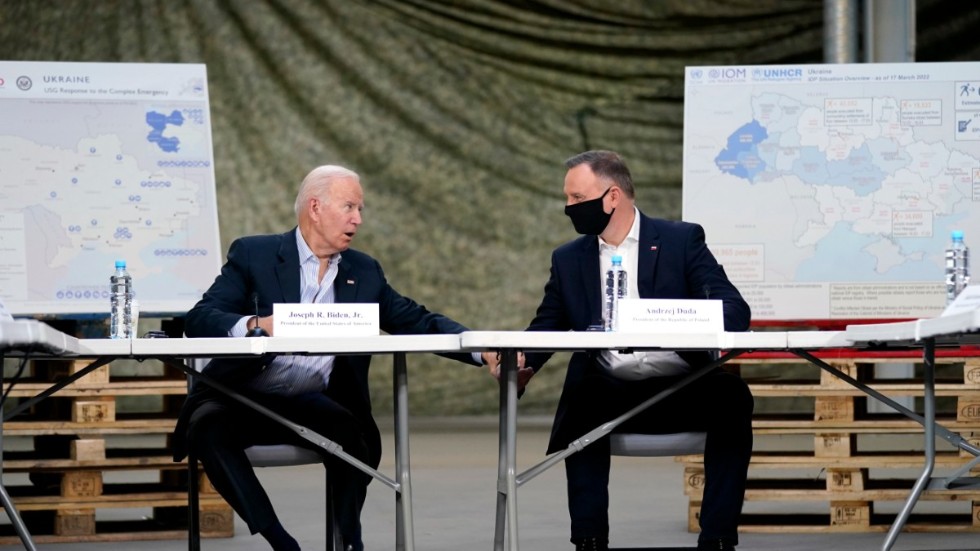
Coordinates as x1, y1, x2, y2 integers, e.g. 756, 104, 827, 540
608, 432, 706, 457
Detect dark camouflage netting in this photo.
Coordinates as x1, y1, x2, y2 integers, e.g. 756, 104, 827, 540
2, 0, 978, 414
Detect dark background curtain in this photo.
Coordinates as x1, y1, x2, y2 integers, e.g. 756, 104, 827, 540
2, 0, 977, 415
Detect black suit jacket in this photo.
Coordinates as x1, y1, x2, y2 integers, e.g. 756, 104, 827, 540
525, 212, 751, 453
172, 228, 478, 461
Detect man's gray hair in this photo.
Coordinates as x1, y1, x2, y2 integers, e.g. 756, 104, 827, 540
294, 165, 360, 216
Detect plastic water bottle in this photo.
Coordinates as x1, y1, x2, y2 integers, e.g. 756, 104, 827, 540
604, 255, 628, 331
945, 230, 970, 306
109, 259, 134, 339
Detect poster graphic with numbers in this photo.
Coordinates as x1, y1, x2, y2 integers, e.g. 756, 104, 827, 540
683, 62, 980, 321
0, 62, 221, 316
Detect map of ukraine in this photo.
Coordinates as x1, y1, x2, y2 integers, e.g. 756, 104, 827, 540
711, 92, 979, 278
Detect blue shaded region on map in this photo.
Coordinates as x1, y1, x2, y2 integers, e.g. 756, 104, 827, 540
145, 110, 184, 153
792, 144, 886, 197
795, 221, 949, 282
714, 120, 768, 181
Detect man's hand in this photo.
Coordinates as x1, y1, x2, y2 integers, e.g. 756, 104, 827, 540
248, 315, 274, 336
482, 351, 533, 391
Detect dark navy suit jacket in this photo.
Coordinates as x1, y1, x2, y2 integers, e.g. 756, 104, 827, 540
525, 212, 751, 453
173, 228, 478, 461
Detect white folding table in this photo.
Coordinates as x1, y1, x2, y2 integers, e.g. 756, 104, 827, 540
0, 319, 91, 551
127, 334, 461, 551
462, 326, 980, 551
2, 321, 460, 551
845, 309, 980, 551
459, 330, 790, 551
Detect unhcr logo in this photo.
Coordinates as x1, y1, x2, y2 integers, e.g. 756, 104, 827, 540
752, 67, 804, 81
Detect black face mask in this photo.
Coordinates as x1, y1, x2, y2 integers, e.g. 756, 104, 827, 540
564, 187, 614, 235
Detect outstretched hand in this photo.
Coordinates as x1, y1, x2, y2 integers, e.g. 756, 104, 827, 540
482, 351, 533, 392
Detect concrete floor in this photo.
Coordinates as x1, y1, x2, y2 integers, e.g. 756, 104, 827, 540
8, 424, 980, 551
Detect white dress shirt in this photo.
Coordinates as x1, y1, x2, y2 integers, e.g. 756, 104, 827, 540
598, 207, 690, 379
230, 229, 340, 396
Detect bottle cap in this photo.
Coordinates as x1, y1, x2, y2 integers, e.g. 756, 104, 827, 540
952, 230, 965, 240
612, 255, 623, 264
115, 259, 126, 269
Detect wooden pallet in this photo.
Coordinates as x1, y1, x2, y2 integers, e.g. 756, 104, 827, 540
1, 342, 234, 542
676, 351, 980, 533
0, 456, 233, 542
681, 459, 980, 533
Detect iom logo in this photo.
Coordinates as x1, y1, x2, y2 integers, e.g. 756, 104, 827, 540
708, 67, 747, 82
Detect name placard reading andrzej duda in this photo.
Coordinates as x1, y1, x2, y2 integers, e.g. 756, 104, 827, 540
616, 299, 724, 334
273, 303, 380, 337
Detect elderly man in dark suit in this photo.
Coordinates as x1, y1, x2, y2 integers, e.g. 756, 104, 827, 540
173, 165, 495, 551
516, 150, 753, 551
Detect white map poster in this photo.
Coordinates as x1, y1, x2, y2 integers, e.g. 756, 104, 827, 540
0, 61, 221, 316
683, 62, 980, 321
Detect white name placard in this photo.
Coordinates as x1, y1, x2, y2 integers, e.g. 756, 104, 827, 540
273, 303, 379, 337
617, 299, 724, 333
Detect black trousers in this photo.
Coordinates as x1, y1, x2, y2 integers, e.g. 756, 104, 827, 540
186, 390, 373, 545
562, 369, 753, 545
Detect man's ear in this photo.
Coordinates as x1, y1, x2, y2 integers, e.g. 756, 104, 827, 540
608, 185, 623, 206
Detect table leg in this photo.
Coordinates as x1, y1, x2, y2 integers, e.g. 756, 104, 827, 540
493, 349, 519, 550
0, 352, 38, 551
393, 353, 415, 551
881, 338, 936, 551
0, 484, 36, 551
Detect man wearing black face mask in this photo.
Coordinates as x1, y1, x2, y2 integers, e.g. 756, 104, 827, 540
508, 150, 753, 551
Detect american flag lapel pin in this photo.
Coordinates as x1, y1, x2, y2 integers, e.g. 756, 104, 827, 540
346, 279, 355, 285
650, 245, 658, 251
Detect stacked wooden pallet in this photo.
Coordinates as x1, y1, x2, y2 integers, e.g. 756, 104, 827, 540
0, 350, 233, 543
678, 349, 980, 533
